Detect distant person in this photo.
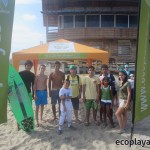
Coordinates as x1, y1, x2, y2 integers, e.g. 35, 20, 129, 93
99, 77, 114, 128
67, 65, 82, 123
19, 60, 35, 103
128, 74, 134, 113
34, 65, 48, 127
48, 61, 65, 120
99, 64, 116, 123
115, 70, 131, 134
82, 66, 100, 126
124, 64, 130, 77
58, 79, 76, 135
18, 60, 35, 130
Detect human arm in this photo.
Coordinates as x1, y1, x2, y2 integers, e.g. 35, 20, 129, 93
48, 73, 52, 97
78, 77, 82, 98
60, 95, 67, 112
125, 85, 131, 110
110, 86, 114, 109
82, 84, 86, 103
33, 76, 38, 100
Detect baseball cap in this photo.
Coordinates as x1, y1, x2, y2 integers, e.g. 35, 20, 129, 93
130, 74, 134, 77
69, 65, 76, 70
124, 64, 129, 68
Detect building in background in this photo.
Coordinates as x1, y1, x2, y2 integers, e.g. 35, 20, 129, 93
41, 0, 139, 63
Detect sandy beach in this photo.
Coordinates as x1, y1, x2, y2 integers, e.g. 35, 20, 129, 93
0, 97, 150, 150
0, 65, 150, 150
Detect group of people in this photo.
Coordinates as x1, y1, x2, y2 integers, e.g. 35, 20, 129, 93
19, 60, 134, 135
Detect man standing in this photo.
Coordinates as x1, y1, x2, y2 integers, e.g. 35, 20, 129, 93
19, 60, 35, 103
18, 60, 35, 130
67, 65, 82, 123
49, 61, 65, 120
82, 66, 100, 126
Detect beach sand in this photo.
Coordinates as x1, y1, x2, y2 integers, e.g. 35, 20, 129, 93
0, 98, 150, 150
0, 65, 149, 150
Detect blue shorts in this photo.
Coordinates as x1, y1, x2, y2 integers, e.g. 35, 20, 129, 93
35, 90, 48, 106
51, 90, 61, 105
101, 101, 111, 107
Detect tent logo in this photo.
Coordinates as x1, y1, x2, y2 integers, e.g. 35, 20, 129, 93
2, 0, 9, 7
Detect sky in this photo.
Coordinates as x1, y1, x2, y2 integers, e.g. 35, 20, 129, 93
11, 0, 46, 57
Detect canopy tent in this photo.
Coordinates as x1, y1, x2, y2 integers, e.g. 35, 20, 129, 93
12, 39, 109, 73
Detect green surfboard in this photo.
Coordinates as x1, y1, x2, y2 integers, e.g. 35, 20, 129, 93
8, 65, 34, 131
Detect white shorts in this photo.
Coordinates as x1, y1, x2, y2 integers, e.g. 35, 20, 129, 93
119, 99, 126, 108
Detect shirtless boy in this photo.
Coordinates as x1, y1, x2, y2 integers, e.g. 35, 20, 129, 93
34, 65, 48, 126
48, 61, 65, 120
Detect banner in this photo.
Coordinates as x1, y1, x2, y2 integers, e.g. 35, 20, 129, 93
0, 0, 15, 124
134, 0, 150, 123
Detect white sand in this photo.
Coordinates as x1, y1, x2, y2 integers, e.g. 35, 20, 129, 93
0, 99, 150, 150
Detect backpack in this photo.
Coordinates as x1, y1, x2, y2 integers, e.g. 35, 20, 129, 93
67, 75, 79, 84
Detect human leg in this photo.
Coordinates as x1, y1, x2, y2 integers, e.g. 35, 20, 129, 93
40, 105, 44, 120
51, 90, 57, 120
122, 110, 128, 129
35, 106, 39, 126
115, 107, 124, 131
71, 98, 80, 122
84, 100, 92, 126
106, 105, 114, 128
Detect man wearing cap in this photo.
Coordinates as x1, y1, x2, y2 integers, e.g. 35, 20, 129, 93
67, 65, 82, 123
49, 61, 65, 120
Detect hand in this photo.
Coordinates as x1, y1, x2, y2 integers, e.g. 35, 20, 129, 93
34, 95, 38, 100
125, 103, 130, 110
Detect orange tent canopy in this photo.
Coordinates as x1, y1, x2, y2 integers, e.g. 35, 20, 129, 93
12, 39, 109, 72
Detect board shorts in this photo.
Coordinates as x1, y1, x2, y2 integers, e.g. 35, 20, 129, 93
85, 99, 98, 110
71, 97, 79, 110
51, 89, 61, 105
35, 90, 48, 106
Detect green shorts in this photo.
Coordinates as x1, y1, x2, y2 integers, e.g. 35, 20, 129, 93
85, 99, 98, 110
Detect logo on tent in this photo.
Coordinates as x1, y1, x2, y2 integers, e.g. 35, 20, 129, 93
48, 42, 75, 52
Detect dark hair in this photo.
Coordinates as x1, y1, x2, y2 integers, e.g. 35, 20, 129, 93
102, 76, 109, 82
101, 64, 108, 70
64, 79, 70, 83
88, 66, 95, 70
55, 61, 61, 65
119, 70, 128, 85
25, 60, 33, 66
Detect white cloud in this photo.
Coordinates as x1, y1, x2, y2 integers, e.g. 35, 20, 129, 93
16, 0, 40, 5
23, 14, 37, 21
11, 23, 46, 57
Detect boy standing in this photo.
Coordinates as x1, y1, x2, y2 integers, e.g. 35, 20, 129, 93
67, 65, 82, 123
49, 61, 65, 120
58, 79, 75, 135
19, 60, 35, 103
82, 66, 100, 126
34, 65, 48, 126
